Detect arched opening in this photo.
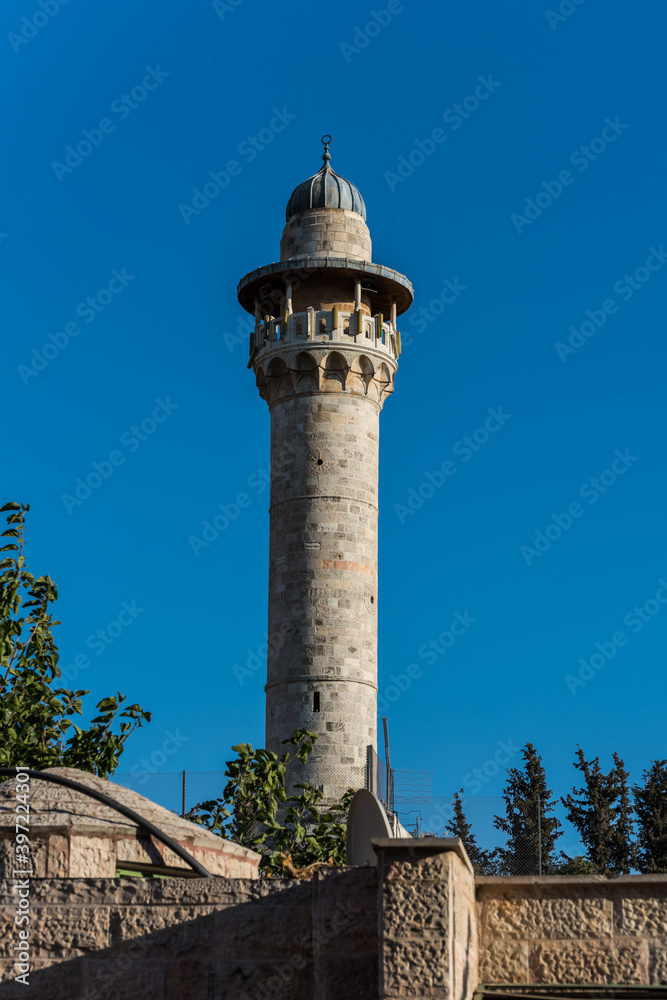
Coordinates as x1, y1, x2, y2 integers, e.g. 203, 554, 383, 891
322, 351, 348, 391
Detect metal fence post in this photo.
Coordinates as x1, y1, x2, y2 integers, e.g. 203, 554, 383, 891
181, 770, 186, 818
537, 793, 542, 875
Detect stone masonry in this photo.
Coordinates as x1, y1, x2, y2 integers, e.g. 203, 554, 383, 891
237, 143, 414, 799
1, 835, 665, 998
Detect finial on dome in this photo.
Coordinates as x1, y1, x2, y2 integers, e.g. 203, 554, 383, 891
321, 134, 332, 166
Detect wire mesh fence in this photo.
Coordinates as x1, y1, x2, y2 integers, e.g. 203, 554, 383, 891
112, 770, 226, 817
112, 764, 575, 875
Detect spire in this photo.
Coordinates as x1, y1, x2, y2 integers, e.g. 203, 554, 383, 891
321, 134, 332, 167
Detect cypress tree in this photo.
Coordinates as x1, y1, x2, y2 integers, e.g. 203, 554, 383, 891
445, 790, 496, 875
493, 743, 562, 875
562, 748, 634, 873
633, 760, 667, 873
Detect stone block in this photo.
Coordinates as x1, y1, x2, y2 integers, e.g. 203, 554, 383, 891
382, 880, 449, 933
215, 903, 311, 959
530, 940, 647, 984
622, 895, 667, 936
208, 959, 313, 1000
0, 904, 109, 958
69, 835, 115, 877
479, 940, 530, 984
483, 896, 613, 940
44, 834, 67, 877
649, 939, 667, 984
317, 953, 378, 1000
382, 937, 449, 996
109, 905, 217, 957
0, 957, 84, 999
83, 955, 166, 999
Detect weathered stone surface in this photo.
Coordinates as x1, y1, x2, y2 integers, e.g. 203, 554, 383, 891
530, 941, 647, 984
317, 953, 378, 1000
622, 896, 667, 936
0, 904, 108, 958
383, 879, 449, 933
649, 939, 667, 984
110, 905, 217, 956
0, 957, 83, 999
381, 848, 451, 882
479, 940, 529, 983
69, 835, 116, 877
483, 896, 613, 940
0, 770, 260, 880
382, 937, 449, 996
83, 956, 166, 999
209, 959, 313, 1000
215, 903, 311, 959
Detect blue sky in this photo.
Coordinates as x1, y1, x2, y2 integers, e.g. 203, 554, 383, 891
2, 0, 666, 835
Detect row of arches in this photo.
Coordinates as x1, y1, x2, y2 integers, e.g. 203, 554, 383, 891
255, 351, 393, 404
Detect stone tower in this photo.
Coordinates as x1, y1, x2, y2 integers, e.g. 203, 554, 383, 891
237, 138, 413, 801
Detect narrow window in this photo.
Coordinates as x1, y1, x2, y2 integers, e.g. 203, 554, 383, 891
319, 318, 327, 334
313, 691, 320, 712
296, 318, 303, 336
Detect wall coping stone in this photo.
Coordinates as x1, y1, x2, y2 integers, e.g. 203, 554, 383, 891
476, 874, 667, 887
372, 836, 474, 876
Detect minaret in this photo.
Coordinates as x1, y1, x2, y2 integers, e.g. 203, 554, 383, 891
237, 137, 413, 801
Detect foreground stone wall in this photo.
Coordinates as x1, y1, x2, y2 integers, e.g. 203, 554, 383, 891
374, 838, 478, 1000
476, 874, 667, 985
0, 868, 377, 1000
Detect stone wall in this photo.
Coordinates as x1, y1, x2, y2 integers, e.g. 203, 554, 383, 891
0, 867, 378, 1000
476, 874, 667, 985
374, 838, 478, 1000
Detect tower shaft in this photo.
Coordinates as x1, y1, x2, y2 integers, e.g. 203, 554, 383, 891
237, 142, 412, 801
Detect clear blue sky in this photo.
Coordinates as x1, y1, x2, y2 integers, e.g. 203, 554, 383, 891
3, 0, 666, 832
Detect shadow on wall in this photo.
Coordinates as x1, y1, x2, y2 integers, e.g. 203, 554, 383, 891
0, 869, 378, 1000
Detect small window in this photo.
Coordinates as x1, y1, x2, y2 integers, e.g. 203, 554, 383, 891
319, 318, 327, 334
313, 691, 320, 712
296, 318, 303, 336
343, 319, 350, 334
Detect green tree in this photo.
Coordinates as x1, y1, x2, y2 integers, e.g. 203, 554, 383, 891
493, 743, 562, 875
0, 502, 151, 777
561, 748, 634, 873
445, 790, 496, 874
633, 760, 667, 872
187, 728, 353, 876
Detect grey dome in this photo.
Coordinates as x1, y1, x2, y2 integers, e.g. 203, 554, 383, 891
286, 144, 366, 222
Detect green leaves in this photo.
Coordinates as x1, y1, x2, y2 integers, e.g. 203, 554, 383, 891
0, 501, 151, 778
187, 729, 353, 876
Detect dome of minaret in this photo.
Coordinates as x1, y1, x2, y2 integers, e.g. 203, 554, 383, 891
285, 136, 366, 221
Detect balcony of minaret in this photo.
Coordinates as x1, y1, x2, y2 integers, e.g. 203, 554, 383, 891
249, 307, 402, 365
